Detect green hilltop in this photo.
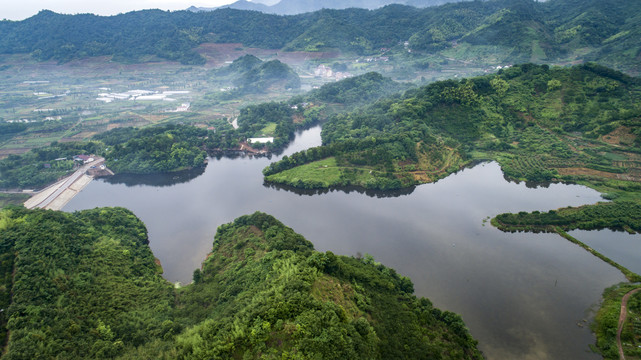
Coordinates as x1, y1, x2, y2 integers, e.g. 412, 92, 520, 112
0, 208, 482, 359
214, 55, 301, 94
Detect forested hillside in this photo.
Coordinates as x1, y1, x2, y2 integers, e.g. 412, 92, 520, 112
0, 141, 102, 189
0, 209, 482, 359
0, 207, 174, 358
292, 72, 410, 107
265, 63, 641, 189
0, 0, 639, 72
95, 125, 208, 175
263, 63, 641, 230
213, 55, 301, 94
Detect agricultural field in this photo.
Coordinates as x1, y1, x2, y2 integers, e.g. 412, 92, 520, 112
0, 44, 502, 159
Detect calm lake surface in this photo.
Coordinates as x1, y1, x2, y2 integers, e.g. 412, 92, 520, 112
570, 229, 641, 275
65, 126, 628, 360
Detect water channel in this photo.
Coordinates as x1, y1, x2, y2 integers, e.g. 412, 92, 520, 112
65, 126, 629, 360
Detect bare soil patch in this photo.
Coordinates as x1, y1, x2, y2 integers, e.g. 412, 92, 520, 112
556, 167, 639, 181
196, 43, 340, 68
292, 114, 305, 124
617, 288, 641, 360
411, 171, 432, 183
140, 114, 170, 123
601, 126, 637, 146
0, 148, 30, 159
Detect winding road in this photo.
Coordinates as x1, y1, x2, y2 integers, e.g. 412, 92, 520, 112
617, 287, 641, 360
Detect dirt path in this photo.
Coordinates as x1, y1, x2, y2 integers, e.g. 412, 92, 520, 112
617, 287, 641, 360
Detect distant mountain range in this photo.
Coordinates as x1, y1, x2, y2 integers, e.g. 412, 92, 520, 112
188, 0, 462, 15
1, 0, 639, 74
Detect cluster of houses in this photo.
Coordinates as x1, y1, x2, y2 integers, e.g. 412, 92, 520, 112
43, 155, 96, 169
166, 103, 191, 113
96, 89, 190, 103
290, 102, 313, 110
4, 116, 61, 123
314, 65, 352, 81
483, 64, 513, 73
73, 155, 95, 164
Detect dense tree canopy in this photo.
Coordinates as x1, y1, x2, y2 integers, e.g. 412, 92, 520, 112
0, 0, 640, 72
292, 72, 409, 107
0, 207, 174, 359
0, 208, 482, 359
214, 55, 301, 94
264, 64, 641, 190
99, 125, 208, 174
0, 141, 103, 189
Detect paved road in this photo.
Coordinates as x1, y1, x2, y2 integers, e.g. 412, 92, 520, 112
617, 287, 641, 360
33, 157, 104, 209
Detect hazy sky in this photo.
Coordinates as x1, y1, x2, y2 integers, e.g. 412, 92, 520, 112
2, 0, 244, 21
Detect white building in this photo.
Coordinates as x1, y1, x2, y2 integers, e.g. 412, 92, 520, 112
247, 137, 274, 144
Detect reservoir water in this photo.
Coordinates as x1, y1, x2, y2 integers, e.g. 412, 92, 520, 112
65, 126, 629, 360
570, 229, 641, 275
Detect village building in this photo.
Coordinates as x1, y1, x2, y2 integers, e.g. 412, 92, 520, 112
73, 155, 94, 164
247, 137, 274, 144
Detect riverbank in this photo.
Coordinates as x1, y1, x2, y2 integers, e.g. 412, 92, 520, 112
46, 174, 94, 210
24, 175, 95, 211
593, 283, 641, 359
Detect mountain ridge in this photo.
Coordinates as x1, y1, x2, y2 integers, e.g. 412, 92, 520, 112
0, 0, 639, 73
188, 0, 463, 15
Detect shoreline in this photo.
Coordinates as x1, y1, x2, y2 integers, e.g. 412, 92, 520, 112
44, 174, 94, 211
24, 174, 95, 211
23, 157, 109, 211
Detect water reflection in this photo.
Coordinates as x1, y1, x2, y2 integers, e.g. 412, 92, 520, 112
263, 181, 416, 198
207, 151, 274, 161
102, 166, 206, 187
64, 126, 628, 360
570, 229, 641, 275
